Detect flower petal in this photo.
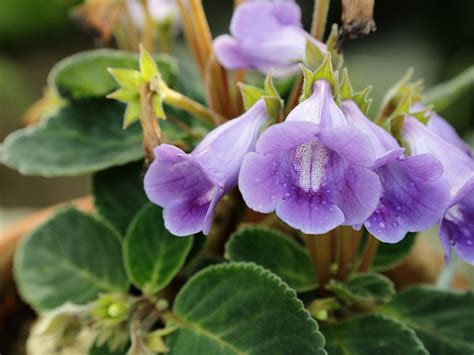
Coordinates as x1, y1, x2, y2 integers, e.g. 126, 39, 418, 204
163, 187, 223, 236
327, 156, 382, 225
230, 1, 302, 40
144, 144, 218, 207
286, 80, 348, 128
276, 192, 344, 234
255, 121, 320, 155
213, 35, 253, 70
365, 154, 450, 243
319, 126, 376, 167
341, 100, 403, 167
402, 115, 474, 195
439, 189, 474, 264
239, 150, 294, 213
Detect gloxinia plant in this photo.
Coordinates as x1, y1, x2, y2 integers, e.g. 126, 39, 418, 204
2, 0, 474, 354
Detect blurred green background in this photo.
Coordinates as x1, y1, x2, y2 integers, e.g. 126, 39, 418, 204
0, 0, 473, 210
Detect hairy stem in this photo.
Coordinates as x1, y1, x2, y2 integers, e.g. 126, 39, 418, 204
139, 84, 161, 163
311, 0, 331, 40
140, 0, 155, 52
358, 234, 379, 271
163, 88, 224, 126
337, 226, 353, 279
306, 233, 332, 288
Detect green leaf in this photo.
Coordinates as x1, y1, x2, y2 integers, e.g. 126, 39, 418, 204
225, 227, 317, 292
166, 262, 326, 355
14, 208, 129, 311
124, 204, 193, 295
49, 49, 176, 99
326, 273, 395, 305
378, 286, 474, 355
372, 233, 416, 271
423, 66, 474, 112
92, 161, 148, 235
1, 100, 143, 176
322, 314, 428, 355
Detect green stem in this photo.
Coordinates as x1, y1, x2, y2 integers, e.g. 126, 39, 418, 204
311, 0, 331, 41
163, 88, 224, 126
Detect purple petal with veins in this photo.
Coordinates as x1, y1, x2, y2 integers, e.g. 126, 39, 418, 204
144, 100, 268, 236
402, 115, 474, 264
239, 80, 381, 234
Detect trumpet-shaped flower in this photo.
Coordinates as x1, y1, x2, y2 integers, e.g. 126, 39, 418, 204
413, 103, 472, 156
341, 101, 450, 243
213, 0, 326, 77
402, 115, 474, 264
239, 80, 382, 234
144, 100, 268, 236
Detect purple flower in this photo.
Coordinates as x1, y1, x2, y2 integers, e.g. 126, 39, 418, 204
341, 101, 450, 243
144, 100, 268, 236
239, 80, 382, 234
402, 114, 474, 263
213, 0, 326, 77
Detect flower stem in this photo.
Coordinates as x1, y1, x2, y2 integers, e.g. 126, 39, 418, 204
140, 0, 155, 52
337, 226, 353, 279
311, 0, 331, 41
358, 234, 379, 271
163, 88, 224, 126
139, 84, 161, 163
306, 233, 332, 288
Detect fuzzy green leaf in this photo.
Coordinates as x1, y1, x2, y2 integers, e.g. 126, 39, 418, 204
327, 273, 395, 305
378, 286, 474, 355
14, 208, 129, 311
166, 263, 326, 354
322, 314, 428, 355
238, 83, 265, 110
92, 161, 148, 235
225, 227, 317, 292
1, 100, 143, 176
124, 204, 193, 295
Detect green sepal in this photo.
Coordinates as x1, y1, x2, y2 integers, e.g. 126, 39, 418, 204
238, 83, 265, 110
263, 96, 283, 122
139, 44, 159, 82
313, 53, 338, 93
326, 24, 343, 70
106, 87, 139, 103
123, 102, 141, 128
338, 68, 354, 100
299, 64, 315, 102
107, 68, 143, 89
352, 85, 373, 115
264, 70, 280, 98
305, 39, 325, 70
153, 93, 166, 120
410, 104, 434, 124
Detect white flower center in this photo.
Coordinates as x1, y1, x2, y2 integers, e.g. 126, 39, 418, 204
295, 142, 329, 192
